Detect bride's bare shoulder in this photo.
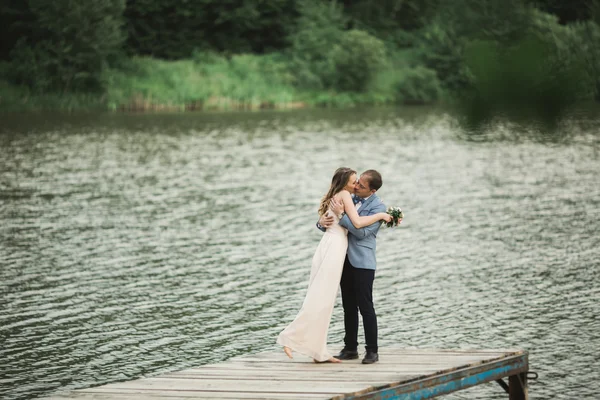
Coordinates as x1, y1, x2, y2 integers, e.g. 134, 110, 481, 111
334, 190, 352, 200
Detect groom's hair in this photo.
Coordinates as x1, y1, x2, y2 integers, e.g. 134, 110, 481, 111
362, 170, 382, 191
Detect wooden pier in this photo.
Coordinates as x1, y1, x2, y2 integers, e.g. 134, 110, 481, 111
50, 347, 529, 399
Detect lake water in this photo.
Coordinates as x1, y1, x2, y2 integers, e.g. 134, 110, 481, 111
1, 107, 599, 400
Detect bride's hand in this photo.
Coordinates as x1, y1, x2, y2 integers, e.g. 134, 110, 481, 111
329, 198, 344, 216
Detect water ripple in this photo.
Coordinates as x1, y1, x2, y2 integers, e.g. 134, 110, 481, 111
1, 108, 599, 400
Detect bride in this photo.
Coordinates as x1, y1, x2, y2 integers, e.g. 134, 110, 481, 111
276, 167, 391, 363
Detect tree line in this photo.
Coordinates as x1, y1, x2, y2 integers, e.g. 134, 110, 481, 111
0, 0, 599, 112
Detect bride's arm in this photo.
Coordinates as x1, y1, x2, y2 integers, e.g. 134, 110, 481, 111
338, 191, 390, 228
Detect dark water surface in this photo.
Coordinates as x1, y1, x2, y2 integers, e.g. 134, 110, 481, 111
1, 107, 599, 399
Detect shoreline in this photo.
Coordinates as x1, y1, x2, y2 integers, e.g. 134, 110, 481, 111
0, 89, 405, 113
116, 94, 310, 112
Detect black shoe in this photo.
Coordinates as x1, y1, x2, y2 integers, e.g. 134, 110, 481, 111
335, 349, 359, 360
362, 351, 379, 364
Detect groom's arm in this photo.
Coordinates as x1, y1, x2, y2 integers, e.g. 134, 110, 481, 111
316, 221, 326, 232
338, 203, 386, 238
316, 213, 334, 232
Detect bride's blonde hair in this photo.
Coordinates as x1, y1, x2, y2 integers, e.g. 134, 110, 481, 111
318, 167, 356, 216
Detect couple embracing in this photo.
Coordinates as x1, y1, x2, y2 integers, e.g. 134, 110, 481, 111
277, 168, 399, 364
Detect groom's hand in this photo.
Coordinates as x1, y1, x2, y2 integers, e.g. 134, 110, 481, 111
319, 213, 334, 228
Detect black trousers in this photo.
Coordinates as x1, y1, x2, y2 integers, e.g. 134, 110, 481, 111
340, 255, 378, 353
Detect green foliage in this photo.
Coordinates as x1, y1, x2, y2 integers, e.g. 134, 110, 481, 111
0, 79, 106, 112
530, 0, 599, 24
393, 67, 443, 104
288, 0, 346, 89
418, 0, 600, 107
369, 56, 443, 105
0, 1, 34, 61
568, 21, 600, 100
341, 0, 439, 48
9, 0, 125, 92
462, 35, 591, 122
124, 0, 296, 58
417, 0, 538, 93
417, 22, 472, 92
2, 0, 599, 112
436, 0, 534, 42
529, 9, 600, 100
288, 3, 388, 92
104, 54, 297, 110
330, 30, 388, 92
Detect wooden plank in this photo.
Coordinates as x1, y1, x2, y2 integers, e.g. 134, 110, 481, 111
51, 389, 331, 399
377, 348, 522, 354
48, 348, 528, 400
235, 353, 507, 361
85, 377, 375, 394
389, 348, 521, 353
243, 349, 521, 359
337, 352, 529, 400
166, 371, 423, 381
233, 355, 504, 365
197, 361, 492, 372
212, 358, 500, 366
190, 364, 458, 373
230, 349, 517, 363
237, 349, 516, 357
169, 366, 444, 377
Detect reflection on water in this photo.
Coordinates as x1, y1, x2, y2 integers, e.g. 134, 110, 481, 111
1, 107, 599, 400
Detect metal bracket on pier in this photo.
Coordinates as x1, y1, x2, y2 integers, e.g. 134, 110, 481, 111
496, 378, 510, 393
527, 371, 539, 381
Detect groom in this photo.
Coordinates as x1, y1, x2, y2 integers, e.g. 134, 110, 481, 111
317, 169, 388, 364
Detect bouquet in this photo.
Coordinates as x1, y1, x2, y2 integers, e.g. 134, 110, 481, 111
383, 206, 404, 228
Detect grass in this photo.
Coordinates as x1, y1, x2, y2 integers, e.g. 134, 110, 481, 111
0, 81, 106, 112
104, 53, 302, 111
0, 50, 444, 113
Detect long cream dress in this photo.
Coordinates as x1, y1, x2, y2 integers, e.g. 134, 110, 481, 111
276, 211, 348, 361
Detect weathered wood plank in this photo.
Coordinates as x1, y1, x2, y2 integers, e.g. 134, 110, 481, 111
84, 377, 375, 394
243, 348, 520, 358
236, 353, 506, 360
337, 353, 529, 400
197, 361, 492, 373
233, 355, 503, 364
166, 370, 423, 381
47, 348, 528, 400
51, 389, 332, 399
191, 364, 458, 373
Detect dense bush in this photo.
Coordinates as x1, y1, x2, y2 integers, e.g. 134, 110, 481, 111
418, 0, 537, 93
436, 0, 534, 42
2, 0, 599, 111
287, 0, 346, 89
123, 0, 296, 58
288, 2, 388, 92
419, 0, 600, 113
330, 30, 388, 92
569, 21, 600, 100
417, 22, 472, 92
340, 0, 438, 48
394, 66, 443, 104
462, 34, 591, 122
8, 0, 125, 92
529, 10, 600, 100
